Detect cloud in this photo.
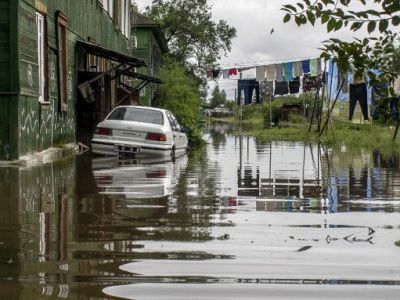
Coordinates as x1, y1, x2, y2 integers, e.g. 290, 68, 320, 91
135, 0, 373, 99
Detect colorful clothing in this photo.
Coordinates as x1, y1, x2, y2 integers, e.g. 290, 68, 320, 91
256, 65, 267, 81
266, 64, 276, 81
284, 62, 293, 81
302, 60, 310, 74
275, 64, 284, 81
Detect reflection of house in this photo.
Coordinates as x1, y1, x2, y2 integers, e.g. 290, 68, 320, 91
132, 13, 169, 106
0, 0, 165, 160
0, 157, 75, 299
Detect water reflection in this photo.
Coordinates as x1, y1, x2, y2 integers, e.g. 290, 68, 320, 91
1, 123, 400, 299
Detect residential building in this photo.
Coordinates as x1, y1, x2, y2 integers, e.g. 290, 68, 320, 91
0, 0, 162, 160
132, 13, 169, 106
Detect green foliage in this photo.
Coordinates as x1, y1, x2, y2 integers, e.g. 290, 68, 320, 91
158, 59, 201, 130
209, 85, 227, 108
145, 0, 237, 78
261, 95, 314, 126
281, 0, 400, 81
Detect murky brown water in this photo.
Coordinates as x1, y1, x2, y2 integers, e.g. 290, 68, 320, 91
1, 123, 400, 299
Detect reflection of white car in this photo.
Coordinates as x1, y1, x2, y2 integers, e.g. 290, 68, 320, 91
92, 155, 188, 199
91, 106, 188, 158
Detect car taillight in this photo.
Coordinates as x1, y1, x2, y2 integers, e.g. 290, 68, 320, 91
95, 127, 111, 136
146, 133, 167, 141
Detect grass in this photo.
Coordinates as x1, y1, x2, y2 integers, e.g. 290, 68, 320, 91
209, 98, 400, 155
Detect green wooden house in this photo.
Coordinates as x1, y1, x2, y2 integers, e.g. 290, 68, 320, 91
132, 13, 169, 107
0, 0, 164, 160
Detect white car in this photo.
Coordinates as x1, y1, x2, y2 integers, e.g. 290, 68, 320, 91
91, 106, 188, 158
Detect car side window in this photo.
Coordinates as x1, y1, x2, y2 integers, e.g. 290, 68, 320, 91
166, 112, 180, 132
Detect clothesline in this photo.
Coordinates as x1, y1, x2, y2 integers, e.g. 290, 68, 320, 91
215, 55, 322, 70
208, 57, 323, 82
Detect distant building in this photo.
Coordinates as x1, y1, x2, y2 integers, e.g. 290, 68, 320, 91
132, 13, 169, 106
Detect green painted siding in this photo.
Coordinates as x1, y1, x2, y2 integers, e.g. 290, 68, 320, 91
132, 28, 164, 106
0, 0, 135, 160
0, 1, 10, 92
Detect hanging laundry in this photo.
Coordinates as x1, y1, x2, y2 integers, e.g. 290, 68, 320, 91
283, 62, 293, 81
394, 77, 400, 95
302, 60, 310, 74
303, 74, 323, 92
389, 97, 399, 120
275, 64, 284, 81
237, 79, 260, 105
221, 69, 230, 79
310, 58, 319, 76
289, 77, 301, 94
212, 69, 220, 79
338, 69, 349, 93
349, 83, 369, 120
266, 64, 276, 81
228, 68, 238, 76
292, 61, 303, 78
260, 80, 274, 98
256, 65, 267, 81
316, 58, 322, 75
274, 80, 289, 96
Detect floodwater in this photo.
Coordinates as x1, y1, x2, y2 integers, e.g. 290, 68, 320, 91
1, 123, 400, 299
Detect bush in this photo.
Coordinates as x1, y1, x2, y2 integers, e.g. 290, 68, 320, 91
262, 94, 314, 126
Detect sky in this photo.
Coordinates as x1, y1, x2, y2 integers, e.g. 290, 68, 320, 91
135, 0, 370, 99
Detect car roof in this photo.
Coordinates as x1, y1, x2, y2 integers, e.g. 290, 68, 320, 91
114, 105, 169, 114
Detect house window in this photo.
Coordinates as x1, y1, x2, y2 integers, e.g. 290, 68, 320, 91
57, 11, 69, 113
121, 0, 130, 37
113, 0, 120, 28
36, 12, 47, 103
109, 0, 114, 17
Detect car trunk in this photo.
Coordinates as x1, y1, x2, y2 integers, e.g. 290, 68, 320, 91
108, 121, 164, 143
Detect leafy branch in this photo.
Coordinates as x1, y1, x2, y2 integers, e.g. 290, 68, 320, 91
282, 0, 400, 83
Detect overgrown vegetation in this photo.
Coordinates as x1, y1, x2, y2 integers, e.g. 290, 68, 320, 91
158, 59, 204, 145
140, 0, 237, 146
211, 95, 400, 153
144, 0, 237, 79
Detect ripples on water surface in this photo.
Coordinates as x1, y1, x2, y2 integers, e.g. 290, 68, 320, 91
1, 123, 400, 299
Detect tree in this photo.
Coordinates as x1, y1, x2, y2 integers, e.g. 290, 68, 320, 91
144, 0, 237, 78
209, 85, 227, 108
282, 0, 400, 83
158, 58, 201, 130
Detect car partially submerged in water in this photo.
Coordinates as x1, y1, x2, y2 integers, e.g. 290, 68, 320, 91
91, 106, 188, 158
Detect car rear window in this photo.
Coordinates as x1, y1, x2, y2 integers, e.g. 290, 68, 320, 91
107, 107, 164, 125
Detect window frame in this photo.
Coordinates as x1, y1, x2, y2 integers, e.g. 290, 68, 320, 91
36, 12, 49, 104
56, 11, 69, 113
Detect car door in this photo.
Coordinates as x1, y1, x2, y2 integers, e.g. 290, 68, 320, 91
166, 112, 187, 151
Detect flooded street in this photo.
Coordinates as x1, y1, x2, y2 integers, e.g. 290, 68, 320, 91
1, 123, 400, 299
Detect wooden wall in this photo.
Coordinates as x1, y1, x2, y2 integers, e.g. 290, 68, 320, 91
0, 0, 133, 159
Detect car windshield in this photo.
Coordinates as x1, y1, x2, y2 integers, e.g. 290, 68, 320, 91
107, 107, 164, 125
